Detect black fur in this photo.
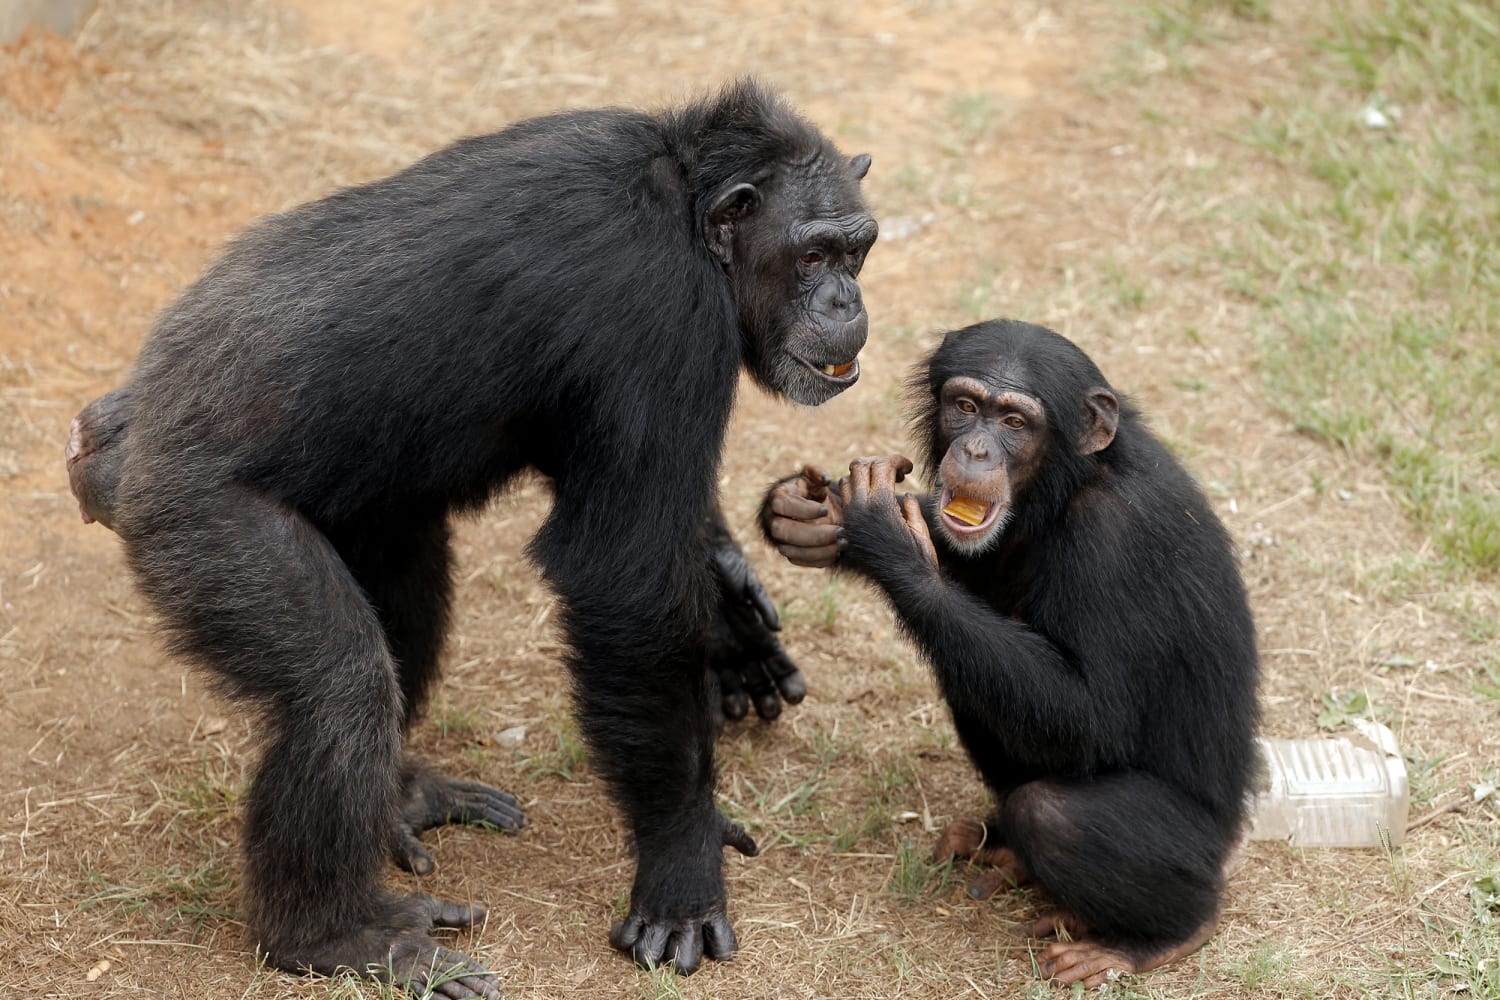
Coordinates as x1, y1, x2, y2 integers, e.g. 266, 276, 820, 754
67, 79, 875, 991
843, 320, 1259, 959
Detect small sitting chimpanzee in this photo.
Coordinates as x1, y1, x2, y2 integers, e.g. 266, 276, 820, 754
66, 80, 876, 997
762, 319, 1259, 988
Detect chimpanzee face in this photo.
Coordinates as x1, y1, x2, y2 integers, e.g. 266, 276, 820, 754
912, 322, 1124, 555
704, 151, 877, 406
931, 376, 1049, 555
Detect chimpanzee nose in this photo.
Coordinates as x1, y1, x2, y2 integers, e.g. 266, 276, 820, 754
963, 436, 990, 462
822, 279, 864, 324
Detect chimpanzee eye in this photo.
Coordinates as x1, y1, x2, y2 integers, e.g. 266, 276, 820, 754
800, 249, 825, 267
1003, 414, 1026, 429
956, 399, 978, 415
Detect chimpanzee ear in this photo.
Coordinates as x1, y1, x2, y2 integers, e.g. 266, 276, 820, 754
704, 183, 760, 267
850, 153, 872, 181
1079, 388, 1119, 455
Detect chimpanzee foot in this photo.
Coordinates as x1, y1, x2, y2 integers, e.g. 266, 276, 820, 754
1033, 908, 1218, 988
932, 816, 988, 862
932, 817, 1030, 898
278, 894, 500, 1000
393, 760, 525, 875
962, 847, 1030, 899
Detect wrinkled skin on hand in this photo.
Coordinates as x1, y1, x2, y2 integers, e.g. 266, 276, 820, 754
705, 522, 806, 722
760, 464, 845, 568
836, 454, 939, 572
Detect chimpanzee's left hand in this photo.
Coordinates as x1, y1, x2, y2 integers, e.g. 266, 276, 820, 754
705, 531, 807, 723
839, 454, 939, 572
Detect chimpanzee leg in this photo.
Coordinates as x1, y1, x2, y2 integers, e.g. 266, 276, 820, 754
998, 773, 1227, 987
123, 488, 499, 999
334, 517, 456, 730
334, 519, 526, 877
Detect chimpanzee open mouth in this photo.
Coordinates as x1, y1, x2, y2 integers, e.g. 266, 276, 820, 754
800, 356, 860, 385
938, 485, 1001, 535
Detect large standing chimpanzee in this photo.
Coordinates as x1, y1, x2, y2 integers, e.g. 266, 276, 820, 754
761, 320, 1259, 987
64, 80, 876, 998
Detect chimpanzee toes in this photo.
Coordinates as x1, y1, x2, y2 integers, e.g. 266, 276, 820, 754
379, 930, 500, 1000
417, 893, 488, 930
964, 868, 1012, 900
394, 829, 438, 875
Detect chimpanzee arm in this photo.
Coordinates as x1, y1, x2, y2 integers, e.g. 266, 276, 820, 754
837, 470, 1133, 771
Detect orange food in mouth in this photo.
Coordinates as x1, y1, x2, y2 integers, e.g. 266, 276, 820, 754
942, 495, 990, 526
819, 361, 856, 378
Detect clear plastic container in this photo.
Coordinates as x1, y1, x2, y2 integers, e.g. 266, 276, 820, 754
1246, 719, 1410, 848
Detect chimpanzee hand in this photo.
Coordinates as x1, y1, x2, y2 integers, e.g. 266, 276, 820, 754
706, 529, 806, 722
759, 464, 846, 568
609, 812, 758, 974
838, 454, 939, 574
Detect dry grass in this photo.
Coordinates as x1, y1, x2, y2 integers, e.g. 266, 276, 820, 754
1, 0, 1496, 998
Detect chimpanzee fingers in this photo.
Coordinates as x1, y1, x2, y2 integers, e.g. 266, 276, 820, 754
901, 495, 939, 567
394, 828, 437, 875
742, 570, 779, 631
799, 463, 832, 501
702, 910, 739, 961
865, 455, 916, 499
631, 922, 671, 969
716, 666, 750, 721
609, 914, 646, 952
768, 487, 829, 522
846, 457, 874, 501
667, 927, 704, 976
764, 649, 806, 704
721, 819, 759, 857
768, 516, 840, 547
751, 688, 782, 720
738, 658, 783, 720
777, 542, 844, 568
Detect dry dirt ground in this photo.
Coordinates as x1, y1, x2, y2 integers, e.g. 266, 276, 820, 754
1, 2, 1495, 998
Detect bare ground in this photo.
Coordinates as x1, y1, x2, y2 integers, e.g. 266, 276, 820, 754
1, 1, 1496, 998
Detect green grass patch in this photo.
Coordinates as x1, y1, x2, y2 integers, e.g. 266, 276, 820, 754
1226, 0, 1500, 576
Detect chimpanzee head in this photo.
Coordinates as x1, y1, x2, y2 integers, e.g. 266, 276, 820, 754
909, 320, 1120, 555
702, 139, 876, 406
